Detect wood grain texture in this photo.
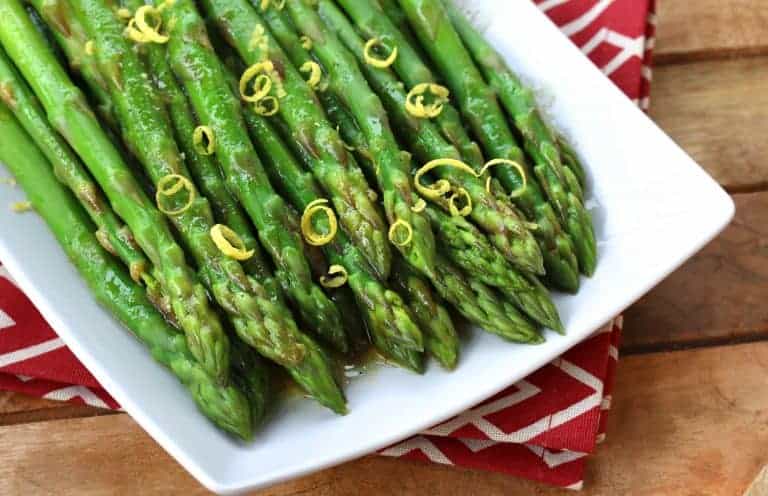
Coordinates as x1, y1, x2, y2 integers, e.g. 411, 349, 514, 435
3, 343, 768, 495
649, 56, 768, 192
655, 0, 768, 64
623, 192, 768, 351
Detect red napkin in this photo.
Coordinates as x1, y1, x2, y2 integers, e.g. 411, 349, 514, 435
0, 0, 655, 489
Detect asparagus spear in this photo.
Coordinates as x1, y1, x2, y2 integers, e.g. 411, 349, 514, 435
71, 0, 342, 354
336, 0, 483, 169
324, 79, 544, 343
389, 257, 459, 369
314, 0, 544, 275
0, 47, 160, 296
397, 0, 596, 281
0, 0, 231, 382
282, 0, 437, 279
338, 0, 580, 290
0, 103, 252, 438
426, 206, 563, 332
27, 0, 117, 126
121, 0, 266, 280
243, 105, 426, 368
442, 0, 595, 266
200, 0, 392, 280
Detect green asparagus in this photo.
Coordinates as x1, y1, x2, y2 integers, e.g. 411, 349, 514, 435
0, 102, 252, 438
397, 0, 596, 283
442, 0, 596, 275
0, 0, 231, 382
315, 0, 544, 276
282, 0, 437, 278
200, 0, 393, 280
27, 0, 118, 126
243, 105, 426, 367
389, 257, 459, 369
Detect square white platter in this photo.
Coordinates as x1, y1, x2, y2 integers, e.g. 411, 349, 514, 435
0, 0, 734, 493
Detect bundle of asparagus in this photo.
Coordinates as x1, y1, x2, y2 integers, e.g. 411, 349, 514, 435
0, 0, 597, 438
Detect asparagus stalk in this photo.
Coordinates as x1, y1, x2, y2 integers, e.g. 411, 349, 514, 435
0, 0, 231, 382
0, 47, 162, 298
152, 0, 347, 412
315, 0, 544, 276
336, 0, 483, 169
0, 103, 252, 438
27, 0, 117, 126
282, 0, 437, 279
242, 105, 426, 368
389, 257, 459, 369
324, 78, 544, 343
200, 0, 392, 280
397, 0, 596, 282
442, 0, 596, 270
122, 0, 266, 280
70, 0, 342, 355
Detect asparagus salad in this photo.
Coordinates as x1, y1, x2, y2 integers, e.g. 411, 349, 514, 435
0, 0, 596, 438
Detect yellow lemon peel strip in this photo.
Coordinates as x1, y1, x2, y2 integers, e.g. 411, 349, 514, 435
300, 61, 322, 89
259, 0, 269, 11
155, 174, 195, 216
480, 159, 527, 197
413, 158, 476, 200
448, 187, 472, 217
85, 40, 95, 55
254, 96, 279, 116
193, 125, 216, 155
320, 265, 348, 288
301, 199, 338, 246
388, 218, 413, 247
116, 8, 132, 19
126, 6, 169, 44
300, 35, 313, 50
363, 37, 398, 68
239, 61, 274, 102
411, 198, 427, 213
405, 83, 449, 118
210, 224, 255, 260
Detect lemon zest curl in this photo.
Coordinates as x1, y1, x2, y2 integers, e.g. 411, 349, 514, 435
363, 37, 397, 68
301, 199, 338, 246
210, 224, 255, 261
320, 265, 348, 288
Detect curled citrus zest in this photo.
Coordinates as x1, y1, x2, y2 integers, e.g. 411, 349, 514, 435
411, 198, 427, 213
239, 61, 274, 102
301, 199, 338, 246
127, 5, 169, 44
414, 158, 476, 200
388, 218, 413, 247
155, 174, 195, 216
193, 125, 216, 155
405, 83, 449, 118
300, 61, 322, 89
480, 159, 527, 197
10, 201, 32, 213
363, 37, 397, 68
320, 265, 348, 288
116, 7, 132, 19
448, 187, 472, 217
85, 40, 95, 56
259, 0, 270, 11
210, 224, 255, 261
254, 96, 279, 116
300, 35, 313, 50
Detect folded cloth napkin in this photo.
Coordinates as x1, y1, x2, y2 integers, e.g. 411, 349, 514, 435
0, 0, 655, 489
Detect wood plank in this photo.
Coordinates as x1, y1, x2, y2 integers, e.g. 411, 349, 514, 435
622, 191, 768, 351
2, 342, 767, 495
649, 56, 768, 192
656, 0, 768, 64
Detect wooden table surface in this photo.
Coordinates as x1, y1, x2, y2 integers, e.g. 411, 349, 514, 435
3, 2, 768, 494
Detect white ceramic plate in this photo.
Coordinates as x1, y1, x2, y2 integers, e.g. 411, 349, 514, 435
0, 1, 733, 493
